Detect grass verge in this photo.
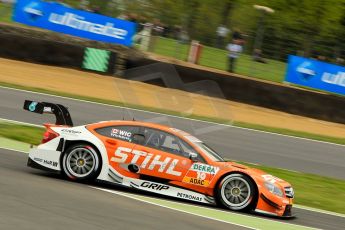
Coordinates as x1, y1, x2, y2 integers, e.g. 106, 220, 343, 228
1, 81, 345, 145
1, 121, 344, 214
152, 37, 286, 83
0, 122, 44, 145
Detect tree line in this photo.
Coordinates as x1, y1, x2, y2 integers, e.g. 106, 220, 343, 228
63, 0, 345, 63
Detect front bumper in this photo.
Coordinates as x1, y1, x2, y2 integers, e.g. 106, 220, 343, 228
282, 205, 293, 217
255, 192, 294, 217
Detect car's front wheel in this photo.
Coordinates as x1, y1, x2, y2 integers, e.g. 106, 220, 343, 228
62, 144, 101, 182
217, 173, 256, 211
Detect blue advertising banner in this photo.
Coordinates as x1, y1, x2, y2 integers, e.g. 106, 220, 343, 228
13, 0, 136, 46
285, 55, 345, 95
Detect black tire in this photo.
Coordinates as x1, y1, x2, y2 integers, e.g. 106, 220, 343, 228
62, 144, 101, 182
217, 173, 256, 211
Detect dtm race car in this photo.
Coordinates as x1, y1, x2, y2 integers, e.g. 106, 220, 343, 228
24, 100, 294, 217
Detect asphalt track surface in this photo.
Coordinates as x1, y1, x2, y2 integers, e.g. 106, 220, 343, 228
0, 149, 248, 230
1, 87, 345, 180
1, 148, 345, 230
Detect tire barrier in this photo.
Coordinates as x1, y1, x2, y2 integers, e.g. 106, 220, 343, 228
0, 23, 145, 74
0, 31, 84, 67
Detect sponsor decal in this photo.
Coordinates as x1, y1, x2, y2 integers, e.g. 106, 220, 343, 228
43, 159, 58, 167
140, 182, 169, 191
24, 1, 44, 21
111, 147, 182, 176
29, 101, 38, 112
192, 163, 219, 174
49, 13, 128, 40
61, 129, 81, 134
285, 55, 345, 95
184, 178, 207, 186
43, 106, 52, 113
177, 192, 203, 202
296, 61, 316, 81
111, 128, 132, 141
33, 157, 43, 162
13, 0, 136, 46
322, 72, 345, 87
182, 163, 219, 187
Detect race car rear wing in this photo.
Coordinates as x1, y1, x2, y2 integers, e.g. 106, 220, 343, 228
23, 100, 74, 126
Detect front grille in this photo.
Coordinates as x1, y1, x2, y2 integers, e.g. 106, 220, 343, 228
284, 187, 294, 198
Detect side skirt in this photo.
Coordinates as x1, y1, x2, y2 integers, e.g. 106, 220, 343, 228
103, 167, 216, 205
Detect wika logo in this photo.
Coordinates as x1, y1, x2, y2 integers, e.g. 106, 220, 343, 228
24, 1, 44, 21
296, 61, 316, 81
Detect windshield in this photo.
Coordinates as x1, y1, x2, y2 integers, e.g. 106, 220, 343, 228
194, 142, 225, 162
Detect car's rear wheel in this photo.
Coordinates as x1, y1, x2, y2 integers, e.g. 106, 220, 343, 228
62, 144, 101, 182
218, 174, 256, 211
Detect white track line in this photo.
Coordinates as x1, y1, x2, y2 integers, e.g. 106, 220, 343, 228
1, 85, 344, 147
91, 186, 319, 230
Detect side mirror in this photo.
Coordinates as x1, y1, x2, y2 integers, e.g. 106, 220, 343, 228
132, 134, 145, 144
189, 152, 198, 162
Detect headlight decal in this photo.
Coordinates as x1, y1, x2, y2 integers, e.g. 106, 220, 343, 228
264, 182, 284, 197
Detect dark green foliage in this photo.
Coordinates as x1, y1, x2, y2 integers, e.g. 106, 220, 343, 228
2, 0, 345, 62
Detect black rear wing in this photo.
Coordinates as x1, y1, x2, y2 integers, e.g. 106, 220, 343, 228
23, 100, 73, 126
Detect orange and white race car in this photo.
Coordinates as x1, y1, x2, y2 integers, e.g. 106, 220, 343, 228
24, 100, 294, 217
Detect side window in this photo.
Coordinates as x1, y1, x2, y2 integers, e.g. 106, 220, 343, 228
144, 128, 178, 152
179, 138, 205, 163
161, 135, 180, 152
142, 127, 204, 162
95, 125, 139, 143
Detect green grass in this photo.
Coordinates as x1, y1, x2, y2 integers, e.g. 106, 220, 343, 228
2, 82, 345, 146
0, 122, 44, 145
1, 120, 344, 214
238, 161, 345, 214
151, 37, 287, 83
0, 3, 13, 23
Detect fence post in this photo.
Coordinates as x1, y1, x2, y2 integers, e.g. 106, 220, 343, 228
188, 40, 203, 64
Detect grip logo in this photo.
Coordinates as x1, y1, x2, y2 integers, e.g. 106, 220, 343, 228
140, 182, 169, 191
